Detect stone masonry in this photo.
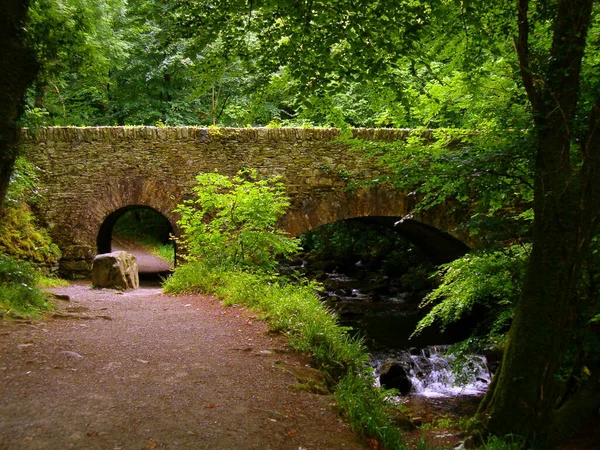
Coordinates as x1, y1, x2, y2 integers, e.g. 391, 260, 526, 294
22, 127, 468, 276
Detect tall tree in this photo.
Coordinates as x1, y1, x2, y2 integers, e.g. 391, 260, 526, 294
0, 0, 38, 214
24, 0, 127, 125
475, 1, 600, 445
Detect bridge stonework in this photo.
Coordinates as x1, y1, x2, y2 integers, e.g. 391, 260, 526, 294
22, 127, 468, 277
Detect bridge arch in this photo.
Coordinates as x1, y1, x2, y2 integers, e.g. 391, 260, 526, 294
282, 186, 469, 264
54, 177, 183, 276
96, 205, 176, 253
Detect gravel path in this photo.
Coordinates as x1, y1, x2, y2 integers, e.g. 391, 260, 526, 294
0, 283, 366, 450
111, 241, 172, 275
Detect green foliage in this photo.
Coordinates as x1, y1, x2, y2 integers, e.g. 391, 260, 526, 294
413, 245, 529, 339
335, 373, 407, 450
0, 159, 61, 266
480, 435, 529, 450
21, 0, 533, 129
301, 220, 403, 262
301, 219, 435, 285
354, 128, 535, 243
0, 255, 53, 316
112, 208, 175, 262
113, 209, 172, 243
5, 158, 41, 206
36, 274, 69, 288
24, 0, 126, 126
175, 169, 300, 272
0, 160, 61, 316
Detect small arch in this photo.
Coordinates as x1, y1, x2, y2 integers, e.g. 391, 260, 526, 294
97, 205, 177, 276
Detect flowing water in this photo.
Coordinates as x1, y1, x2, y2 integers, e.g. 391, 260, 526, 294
371, 346, 491, 398
316, 267, 491, 400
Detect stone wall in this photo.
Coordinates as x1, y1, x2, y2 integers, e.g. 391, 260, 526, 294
22, 127, 467, 276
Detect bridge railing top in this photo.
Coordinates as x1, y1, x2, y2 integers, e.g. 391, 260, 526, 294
21, 126, 417, 143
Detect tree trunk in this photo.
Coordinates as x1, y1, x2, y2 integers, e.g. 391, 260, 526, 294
0, 0, 38, 215
476, 166, 600, 446
476, 1, 600, 446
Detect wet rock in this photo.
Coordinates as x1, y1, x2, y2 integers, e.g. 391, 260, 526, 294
91, 251, 139, 290
379, 360, 412, 394
306, 259, 338, 273
463, 435, 480, 449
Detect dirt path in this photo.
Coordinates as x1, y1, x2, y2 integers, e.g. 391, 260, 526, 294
111, 239, 172, 275
0, 283, 366, 450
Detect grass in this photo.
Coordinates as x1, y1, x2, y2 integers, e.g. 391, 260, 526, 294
335, 372, 409, 448
163, 260, 408, 449
37, 274, 69, 288
481, 435, 529, 450
154, 243, 175, 262
0, 254, 56, 317
113, 233, 175, 264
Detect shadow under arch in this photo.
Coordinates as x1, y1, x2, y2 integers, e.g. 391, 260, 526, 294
356, 216, 470, 265
96, 205, 177, 271
281, 185, 471, 264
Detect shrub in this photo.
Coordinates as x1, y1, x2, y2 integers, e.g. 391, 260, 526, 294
412, 244, 529, 340
0, 158, 61, 266
0, 254, 52, 316
175, 169, 300, 272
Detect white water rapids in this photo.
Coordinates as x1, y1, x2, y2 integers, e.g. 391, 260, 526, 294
372, 346, 491, 398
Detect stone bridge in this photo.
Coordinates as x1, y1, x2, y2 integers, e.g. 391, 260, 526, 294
22, 127, 469, 276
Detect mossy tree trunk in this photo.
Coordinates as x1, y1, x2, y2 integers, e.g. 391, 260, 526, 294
477, 0, 600, 446
0, 0, 38, 215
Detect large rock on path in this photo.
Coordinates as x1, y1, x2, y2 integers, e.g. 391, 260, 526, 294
91, 251, 139, 290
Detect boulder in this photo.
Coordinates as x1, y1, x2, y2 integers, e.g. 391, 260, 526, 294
91, 251, 139, 290
379, 360, 413, 394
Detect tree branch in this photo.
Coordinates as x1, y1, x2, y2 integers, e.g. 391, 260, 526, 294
514, 0, 538, 111
483, 168, 534, 190
546, 0, 594, 128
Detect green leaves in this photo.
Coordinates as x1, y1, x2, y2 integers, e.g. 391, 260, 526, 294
412, 244, 529, 338
175, 169, 300, 272
0, 255, 52, 316
354, 127, 535, 243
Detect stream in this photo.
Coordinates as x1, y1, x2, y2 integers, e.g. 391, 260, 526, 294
287, 258, 492, 419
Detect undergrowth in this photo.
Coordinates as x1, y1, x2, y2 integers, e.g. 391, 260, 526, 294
163, 261, 408, 449
0, 158, 61, 266
0, 254, 54, 317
